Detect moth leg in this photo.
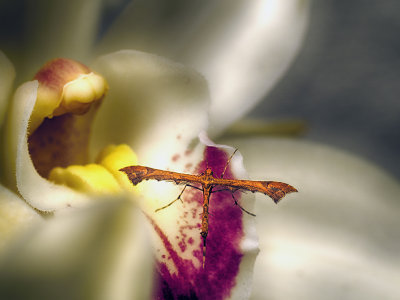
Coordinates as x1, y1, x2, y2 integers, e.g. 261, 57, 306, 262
231, 193, 256, 217
186, 184, 202, 191
155, 185, 188, 212
211, 188, 231, 193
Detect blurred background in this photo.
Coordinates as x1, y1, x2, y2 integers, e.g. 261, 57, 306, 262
1, 0, 399, 179
248, 1, 400, 180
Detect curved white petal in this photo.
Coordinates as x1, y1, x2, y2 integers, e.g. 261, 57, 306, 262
97, 0, 310, 135
220, 137, 400, 300
16, 0, 103, 81
0, 198, 153, 300
0, 51, 15, 128
0, 185, 42, 255
2, 81, 89, 211
91, 50, 209, 168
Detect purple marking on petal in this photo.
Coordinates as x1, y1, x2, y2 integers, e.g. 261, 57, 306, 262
171, 154, 181, 162
151, 146, 244, 300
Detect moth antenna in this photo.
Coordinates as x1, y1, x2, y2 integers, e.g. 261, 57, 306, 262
221, 148, 238, 178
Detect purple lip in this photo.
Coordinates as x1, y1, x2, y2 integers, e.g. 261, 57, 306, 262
152, 146, 244, 300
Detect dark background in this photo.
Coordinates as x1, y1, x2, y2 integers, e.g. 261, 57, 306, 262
249, 1, 400, 180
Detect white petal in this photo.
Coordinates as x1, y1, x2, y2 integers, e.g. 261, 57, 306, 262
91, 50, 209, 168
220, 137, 400, 300
97, 0, 310, 135
0, 50, 15, 127
0, 185, 42, 255
0, 198, 153, 300
2, 81, 90, 211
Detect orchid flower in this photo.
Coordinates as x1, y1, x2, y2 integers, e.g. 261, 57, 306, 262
1, 1, 399, 300
0, 1, 309, 298
0, 49, 253, 299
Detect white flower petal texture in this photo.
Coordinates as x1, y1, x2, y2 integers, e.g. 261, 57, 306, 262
3, 81, 89, 211
221, 137, 400, 300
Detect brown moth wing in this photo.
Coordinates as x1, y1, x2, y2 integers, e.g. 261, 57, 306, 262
213, 178, 297, 204
259, 181, 298, 203
119, 166, 203, 186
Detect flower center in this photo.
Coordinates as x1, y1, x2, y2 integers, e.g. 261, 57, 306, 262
28, 58, 137, 195
28, 58, 106, 178
49, 144, 138, 195
28, 102, 100, 178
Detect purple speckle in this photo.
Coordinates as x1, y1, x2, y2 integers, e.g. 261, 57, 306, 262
171, 154, 180, 162
178, 240, 186, 252
150, 146, 244, 300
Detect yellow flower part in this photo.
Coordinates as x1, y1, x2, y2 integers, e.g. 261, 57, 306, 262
56, 72, 107, 115
96, 144, 138, 191
49, 164, 121, 195
48, 144, 138, 195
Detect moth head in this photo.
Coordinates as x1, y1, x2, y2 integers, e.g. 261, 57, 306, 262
205, 168, 213, 176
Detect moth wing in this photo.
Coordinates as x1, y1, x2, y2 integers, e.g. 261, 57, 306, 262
119, 166, 151, 185
221, 179, 297, 204
257, 181, 298, 203
120, 166, 201, 186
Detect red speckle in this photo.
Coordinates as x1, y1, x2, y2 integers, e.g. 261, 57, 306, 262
34, 58, 90, 91
184, 149, 193, 156
188, 237, 194, 245
185, 163, 193, 170
171, 154, 180, 162
177, 134, 182, 140
178, 240, 187, 252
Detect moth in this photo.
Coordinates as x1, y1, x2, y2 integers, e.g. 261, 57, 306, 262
120, 149, 297, 268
